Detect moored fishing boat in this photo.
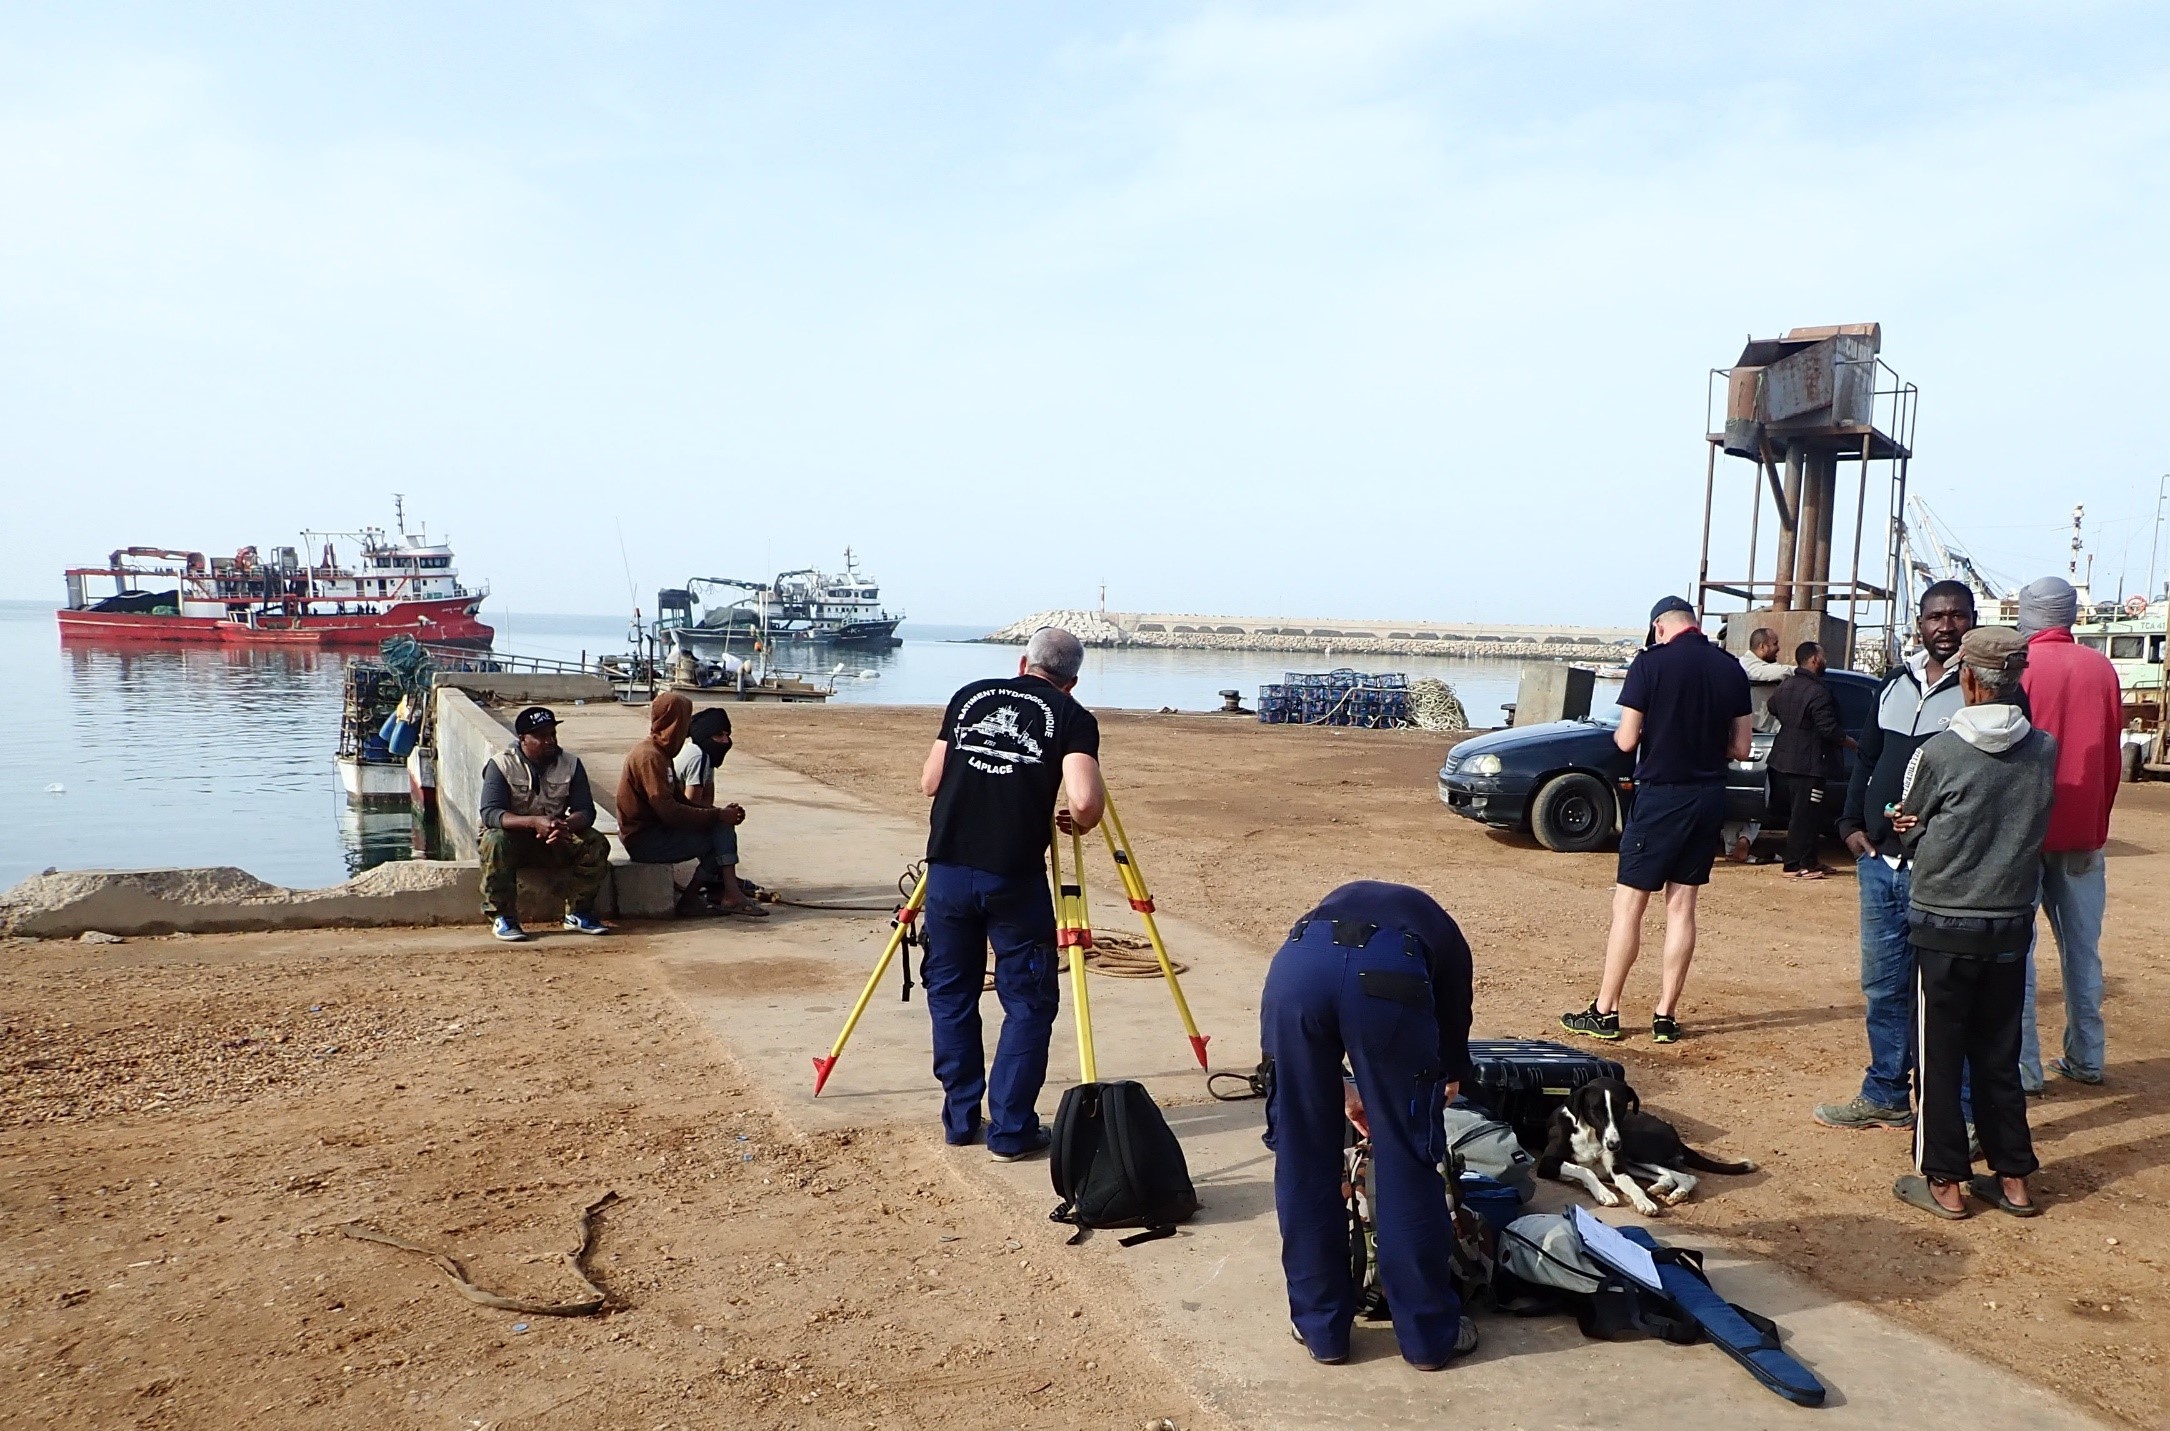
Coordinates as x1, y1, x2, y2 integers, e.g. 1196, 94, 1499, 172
58, 501, 492, 648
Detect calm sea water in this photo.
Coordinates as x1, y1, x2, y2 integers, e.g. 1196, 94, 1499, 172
0, 601, 1545, 891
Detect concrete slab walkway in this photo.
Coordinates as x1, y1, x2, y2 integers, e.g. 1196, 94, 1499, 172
553, 706, 2107, 1430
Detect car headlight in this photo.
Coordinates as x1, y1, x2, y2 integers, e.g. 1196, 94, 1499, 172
1463, 754, 1503, 777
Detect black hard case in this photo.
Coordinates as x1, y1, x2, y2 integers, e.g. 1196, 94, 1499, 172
1460, 1038, 1626, 1150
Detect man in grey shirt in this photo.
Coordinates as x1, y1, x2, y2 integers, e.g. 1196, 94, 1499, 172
1888, 627, 2057, 1221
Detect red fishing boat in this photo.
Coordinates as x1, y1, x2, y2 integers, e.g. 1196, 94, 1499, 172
58, 502, 493, 648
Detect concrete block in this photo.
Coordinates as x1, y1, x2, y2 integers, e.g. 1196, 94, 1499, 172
0, 862, 484, 939
1514, 663, 1596, 724
610, 861, 679, 919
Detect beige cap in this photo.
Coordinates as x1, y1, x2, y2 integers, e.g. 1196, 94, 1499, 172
1958, 625, 2026, 674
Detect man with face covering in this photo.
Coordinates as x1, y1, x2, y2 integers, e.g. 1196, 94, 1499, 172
617, 692, 768, 918
669, 707, 765, 916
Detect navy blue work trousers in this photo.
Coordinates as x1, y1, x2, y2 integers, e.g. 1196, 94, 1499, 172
1262, 920, 1460, 1367
918, 861, 1060, 1156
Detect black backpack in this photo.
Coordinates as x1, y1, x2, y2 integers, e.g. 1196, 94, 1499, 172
1049, 1080, 1200, 1246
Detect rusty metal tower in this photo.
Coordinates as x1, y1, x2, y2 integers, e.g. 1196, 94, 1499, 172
1695, 323, 1918, 670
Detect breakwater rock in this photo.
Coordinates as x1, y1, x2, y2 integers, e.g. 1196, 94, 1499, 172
981, 610, 1633, 663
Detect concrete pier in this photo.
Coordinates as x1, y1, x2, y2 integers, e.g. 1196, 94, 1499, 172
985, 608, 1641, 660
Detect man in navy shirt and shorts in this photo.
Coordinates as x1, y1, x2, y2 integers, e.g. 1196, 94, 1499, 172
1562, 596, 1751, 1044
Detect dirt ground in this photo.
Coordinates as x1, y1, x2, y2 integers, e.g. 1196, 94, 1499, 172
4, 704, 2165, 1428
0, 930, 1220, 1430
729, 703, 2170, 1428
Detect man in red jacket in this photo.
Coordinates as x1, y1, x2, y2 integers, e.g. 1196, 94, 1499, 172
2015, 577, 2125, 1090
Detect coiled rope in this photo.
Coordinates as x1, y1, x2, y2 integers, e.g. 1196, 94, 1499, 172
1407, 678, 1469, 732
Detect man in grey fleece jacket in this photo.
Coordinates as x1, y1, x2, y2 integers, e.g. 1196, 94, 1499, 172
1889, 627, 2057, 1220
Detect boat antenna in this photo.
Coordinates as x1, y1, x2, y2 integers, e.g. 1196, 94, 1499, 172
394, 493, 406, 538
2149, 473, 2168, 603
615, 519, 640, 606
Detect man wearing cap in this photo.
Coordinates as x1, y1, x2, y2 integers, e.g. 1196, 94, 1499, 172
1561, 597, 1751, 1044
1888, 627, 2056, 1220
2014, 577, 2125, 1090
477, 707, 612, 941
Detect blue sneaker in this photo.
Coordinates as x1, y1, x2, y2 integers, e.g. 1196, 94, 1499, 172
562, 912, 610, 936
491, 916, 530, 942
988, 1127, 1053, 1163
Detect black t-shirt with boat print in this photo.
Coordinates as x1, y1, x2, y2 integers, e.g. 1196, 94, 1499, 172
927, 675, 1101, 878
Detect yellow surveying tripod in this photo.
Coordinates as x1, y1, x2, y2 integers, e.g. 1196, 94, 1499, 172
811, 784, 1209, 1095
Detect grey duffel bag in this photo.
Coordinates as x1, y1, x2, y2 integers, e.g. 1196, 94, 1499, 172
1444, 1104, 1536, 1201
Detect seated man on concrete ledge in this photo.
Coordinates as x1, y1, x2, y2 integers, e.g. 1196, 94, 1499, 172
669, 705, 766, 914
618, 692, 768, 918
477, 705, 613, 942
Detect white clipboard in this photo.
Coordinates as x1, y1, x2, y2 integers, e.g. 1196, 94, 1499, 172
1570, 1206, 1665, 1293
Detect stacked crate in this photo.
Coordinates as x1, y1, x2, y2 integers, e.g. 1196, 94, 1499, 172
1256, 669, 1411, 728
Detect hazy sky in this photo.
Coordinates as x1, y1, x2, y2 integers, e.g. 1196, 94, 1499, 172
5, 3, 2167, 626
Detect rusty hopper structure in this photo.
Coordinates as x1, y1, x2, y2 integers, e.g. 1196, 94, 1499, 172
1695, 323, 1918, 670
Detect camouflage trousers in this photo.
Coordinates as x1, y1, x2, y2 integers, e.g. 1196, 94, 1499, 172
479, 827, 611, 918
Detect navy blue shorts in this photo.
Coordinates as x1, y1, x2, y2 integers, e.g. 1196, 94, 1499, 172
1616, 784, 1727, 891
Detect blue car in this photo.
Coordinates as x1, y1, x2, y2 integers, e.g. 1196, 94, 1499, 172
1437, 669, 1879, 852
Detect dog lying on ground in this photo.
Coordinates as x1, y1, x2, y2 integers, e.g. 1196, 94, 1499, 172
1537, 1076, 1757, 1215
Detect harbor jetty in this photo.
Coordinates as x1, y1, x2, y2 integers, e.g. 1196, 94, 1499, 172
982, 609, 1641, 661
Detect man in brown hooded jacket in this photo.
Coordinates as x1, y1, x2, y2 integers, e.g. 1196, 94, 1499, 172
617, 692, 766, 916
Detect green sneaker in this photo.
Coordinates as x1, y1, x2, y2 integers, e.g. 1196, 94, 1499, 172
1650, 1013, 1681, 1044
1813, 1095, 1914, 1131
1560, 1003, 1622, 1041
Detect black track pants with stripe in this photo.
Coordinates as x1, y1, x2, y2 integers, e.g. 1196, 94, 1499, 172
1914, 946, 2038, 1183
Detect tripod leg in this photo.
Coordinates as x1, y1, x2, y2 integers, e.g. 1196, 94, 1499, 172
812, 874, 927, 1095
1102, 793, 1211, 1068
1053, 822, 1098, 1084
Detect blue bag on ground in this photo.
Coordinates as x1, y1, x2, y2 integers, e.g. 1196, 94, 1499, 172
1454, 1173, 1523, 1237
1610, 1225, 1827, 1408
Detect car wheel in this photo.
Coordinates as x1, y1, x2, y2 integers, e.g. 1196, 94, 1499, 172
1531, 772, 1617, 853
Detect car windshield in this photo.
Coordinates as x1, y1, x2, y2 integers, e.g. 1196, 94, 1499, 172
1591, 675, 1625, 724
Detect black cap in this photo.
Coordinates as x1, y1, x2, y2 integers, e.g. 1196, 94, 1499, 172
513, 706, 558, 736
1648, 595, 1696, 623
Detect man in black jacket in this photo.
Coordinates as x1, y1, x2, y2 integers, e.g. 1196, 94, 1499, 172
1767, 641, 1846, 878
1813, 581, 1976, 1131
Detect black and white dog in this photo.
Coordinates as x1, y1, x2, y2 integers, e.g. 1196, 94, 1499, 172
1537, 1076, 1757, 1215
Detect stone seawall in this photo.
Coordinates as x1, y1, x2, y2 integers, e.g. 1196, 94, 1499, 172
980, 609, 1631, 663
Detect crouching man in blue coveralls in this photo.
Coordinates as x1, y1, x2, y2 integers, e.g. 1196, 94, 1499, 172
1263, 881, 1477, 1370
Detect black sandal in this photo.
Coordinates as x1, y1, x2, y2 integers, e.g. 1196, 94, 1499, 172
1893, 1174, 1973, 1220
1966, 1175, 2042, 1218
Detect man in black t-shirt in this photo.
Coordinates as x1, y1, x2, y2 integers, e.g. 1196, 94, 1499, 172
918, 627, 1105, 1160
1561, 596, 1751, 1045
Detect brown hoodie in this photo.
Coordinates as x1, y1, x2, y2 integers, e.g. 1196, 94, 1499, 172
616, 692, 718, 843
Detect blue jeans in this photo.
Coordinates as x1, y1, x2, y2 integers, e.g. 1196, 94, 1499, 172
1262, 918, 1459, 1369
623, 822, 739, 882
2021, 849, 2108, 1087
1855, 855, 1918, 1109
1858, 855, 1971, 1116
918, 862, 1060, 1155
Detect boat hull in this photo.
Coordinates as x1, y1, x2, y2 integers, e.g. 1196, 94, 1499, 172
338, 755, 412, 805
57, 597, 493, 649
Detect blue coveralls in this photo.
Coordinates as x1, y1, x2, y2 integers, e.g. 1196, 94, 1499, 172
1262, 881, 1473, 1367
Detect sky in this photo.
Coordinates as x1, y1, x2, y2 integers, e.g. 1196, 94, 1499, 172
4, 2, 2168, 628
